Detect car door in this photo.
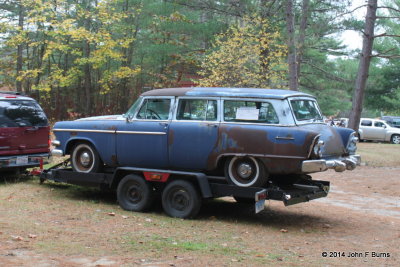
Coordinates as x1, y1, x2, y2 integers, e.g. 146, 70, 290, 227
168, 98, 219, 170
371, 121, 387, 140
115, 97, 174, 168
360, 119, 373, 140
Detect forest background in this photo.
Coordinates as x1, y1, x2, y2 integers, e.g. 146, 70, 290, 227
0, 0, 399, 122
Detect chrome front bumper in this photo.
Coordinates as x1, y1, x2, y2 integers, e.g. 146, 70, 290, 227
301, 155, 361, 173
51, 149, 64, 157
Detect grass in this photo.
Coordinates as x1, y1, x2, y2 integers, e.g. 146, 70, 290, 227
357, 142, 400, 167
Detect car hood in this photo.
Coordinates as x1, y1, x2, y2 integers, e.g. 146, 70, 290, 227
299, 124, 354, 158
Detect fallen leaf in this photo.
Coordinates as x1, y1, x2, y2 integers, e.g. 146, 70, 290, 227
28, 234, 37, 239
108, 212, 116, 216
255, 255, 264, 257
145, 218, 152, 222
280, 229, 288, 233
11, 236, 23, 241
122, 215, 128, 219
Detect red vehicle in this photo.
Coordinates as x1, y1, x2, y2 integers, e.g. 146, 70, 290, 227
0, 92, 50, 174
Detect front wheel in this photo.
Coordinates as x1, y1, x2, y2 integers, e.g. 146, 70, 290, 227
162, 180, 201, 219
391, 134, 400, 144
71, 143, 102, 173
225, 156, 267, 187
117, 174, 154, 212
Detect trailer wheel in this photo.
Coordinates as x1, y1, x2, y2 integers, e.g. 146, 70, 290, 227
162, 180, 201, 219
117, 174, 154, 212
225, 156, 267, 187
71, 143, 102, 173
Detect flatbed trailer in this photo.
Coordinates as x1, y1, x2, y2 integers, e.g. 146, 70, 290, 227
40, 160, 330, 219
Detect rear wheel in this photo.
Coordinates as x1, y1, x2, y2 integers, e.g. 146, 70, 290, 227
117, 174, 154, 212
162, 180, 201, 219
71, 143, 102, 173
391, 134, 400, 144
225, 156, 267, 187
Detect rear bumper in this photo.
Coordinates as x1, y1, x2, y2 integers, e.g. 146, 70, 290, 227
0, 153, 50, 169
301, 155, 361, 173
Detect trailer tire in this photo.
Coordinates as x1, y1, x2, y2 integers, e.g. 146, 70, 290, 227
162, 180, 201, 219
71, 143, 102, 173
117, 174, 154, 212
225, 156, 267, 187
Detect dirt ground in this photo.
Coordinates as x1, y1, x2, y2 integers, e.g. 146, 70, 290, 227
0, 164, 399, 266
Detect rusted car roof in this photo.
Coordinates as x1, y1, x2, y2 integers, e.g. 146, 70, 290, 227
141, 87, 314, 99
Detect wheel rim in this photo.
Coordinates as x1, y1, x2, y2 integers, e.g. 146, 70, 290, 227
228, 157, 259, 187
168, 188, 189, 212
73, 145, 94, 172
126, 182, 143, 204
393, 135, 400, 144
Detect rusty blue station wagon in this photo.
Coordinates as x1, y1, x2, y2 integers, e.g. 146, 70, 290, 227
51, 87, 360, 187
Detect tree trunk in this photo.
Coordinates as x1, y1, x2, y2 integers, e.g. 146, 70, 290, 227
296, 0, 310, 79
348, 0, 377, 131
285, 0, 298, 91
16, 1, 24, 93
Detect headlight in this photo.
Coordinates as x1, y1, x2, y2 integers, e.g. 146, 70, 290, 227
346, 132, 358, 155
309, 135, 324, 159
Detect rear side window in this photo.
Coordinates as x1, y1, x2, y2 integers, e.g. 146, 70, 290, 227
361, 120, 372, 126
374, 121, 385, 127
177, 99, 217, 121
223, 100, 279, 124
0, 100, 48, 127
290, 99, 322, 121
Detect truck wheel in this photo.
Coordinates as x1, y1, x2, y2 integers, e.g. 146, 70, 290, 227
71, 143, 102, 173
225, 156, 267, 187
391, 134, 400, 144
162, 180, 201, 219
117, 174, 154, 212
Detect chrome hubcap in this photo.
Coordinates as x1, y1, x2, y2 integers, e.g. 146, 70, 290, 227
238, 163, 252, 179
80, 152, 91, 167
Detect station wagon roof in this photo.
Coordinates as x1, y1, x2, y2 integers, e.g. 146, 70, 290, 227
141, 87, 314, 99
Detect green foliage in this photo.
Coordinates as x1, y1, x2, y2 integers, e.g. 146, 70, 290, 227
0, 0, 399, 119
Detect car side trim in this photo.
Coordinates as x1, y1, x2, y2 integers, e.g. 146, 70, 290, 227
53, 128, 166, 135
53, 129, 116, 134
116, 131, 166, 135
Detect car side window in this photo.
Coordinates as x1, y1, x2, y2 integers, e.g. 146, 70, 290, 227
374, 122, 385, 127
223, 100, 279, 124
177, 99, 217, 121
361, 120, 372, 126
137, 98, 171, 120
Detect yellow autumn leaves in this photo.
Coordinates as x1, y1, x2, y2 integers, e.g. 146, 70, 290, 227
199, 17, 287, 88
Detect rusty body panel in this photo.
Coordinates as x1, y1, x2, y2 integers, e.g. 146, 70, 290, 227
206, 124, 318, 174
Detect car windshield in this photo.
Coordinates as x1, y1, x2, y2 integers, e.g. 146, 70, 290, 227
290, 99, 323, 122
124, 97, 142, 118
0, 100, 48, 127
